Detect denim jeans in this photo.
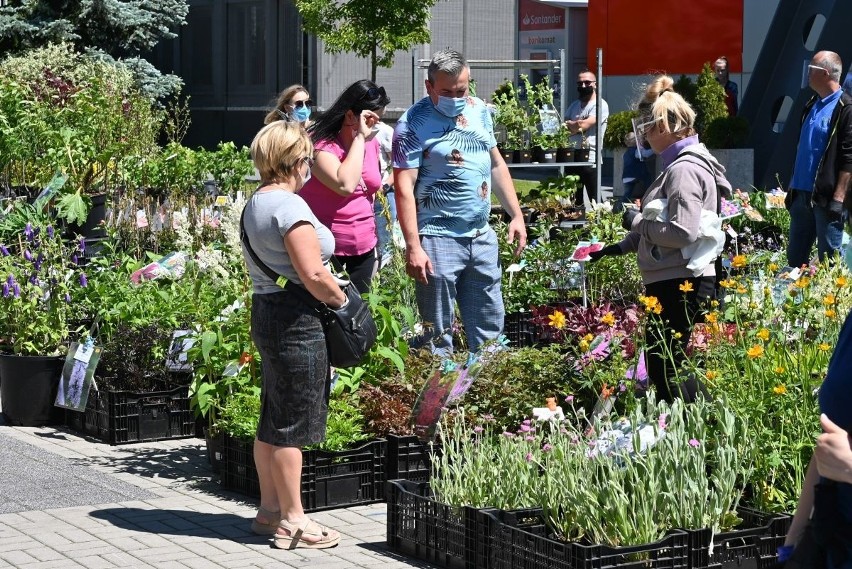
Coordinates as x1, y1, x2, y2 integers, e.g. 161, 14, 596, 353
374, 188, 397, 265
412, 228, 504, 355
787, 189, 845, 268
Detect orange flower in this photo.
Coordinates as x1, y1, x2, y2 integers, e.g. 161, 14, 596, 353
756, 328, 770, 341
601, 311, 616, 327
773, 384, 787, 395
679, 281, 694, 293
747, 345, 764, 359
705, 370, 718, 380
239, 352, 254, 366
705, 312, 718, 324
794, 276, 810, 289
732, 255, 747, 269
601, 383, 616, 400
824, 294, 836, 306
837, 276, 848, 287
549, 310, 566, 329
826, 309, 837, 319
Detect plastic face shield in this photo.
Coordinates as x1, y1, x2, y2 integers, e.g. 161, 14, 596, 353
632, 117, 657, 150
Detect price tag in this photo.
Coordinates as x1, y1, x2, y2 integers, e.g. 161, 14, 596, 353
726, 226, 738, 239
136, 209, 149, 228
73, 339, 95, 364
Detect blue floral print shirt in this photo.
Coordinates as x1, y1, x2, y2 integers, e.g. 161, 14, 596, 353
392, 96, 496, 237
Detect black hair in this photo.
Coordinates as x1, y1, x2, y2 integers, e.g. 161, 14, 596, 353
308, 80, 391, 143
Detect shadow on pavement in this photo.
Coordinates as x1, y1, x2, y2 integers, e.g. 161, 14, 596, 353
357, 541, 435, 567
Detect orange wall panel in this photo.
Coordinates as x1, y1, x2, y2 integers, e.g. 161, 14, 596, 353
588, 0, 743, 76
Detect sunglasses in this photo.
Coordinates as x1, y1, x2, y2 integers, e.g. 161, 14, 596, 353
290, 99, 313, 109
577, 80, 596, 87
362, 86, 387, 101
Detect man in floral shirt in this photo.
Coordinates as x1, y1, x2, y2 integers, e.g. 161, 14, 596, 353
392, 49, 526, 354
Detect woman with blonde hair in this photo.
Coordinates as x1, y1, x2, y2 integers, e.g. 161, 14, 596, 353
264, 84, 313, 125
241, 120, 344, 549
589, 75, 732, 402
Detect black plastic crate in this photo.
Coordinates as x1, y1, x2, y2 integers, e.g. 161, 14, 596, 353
65, 384, 195, 445
685, 508, 792, 569
504, 311, 536, 348
386, 434, 434, 483
222, 435, 386, 512
386, 480, 480, 569
482, 508, 691, 569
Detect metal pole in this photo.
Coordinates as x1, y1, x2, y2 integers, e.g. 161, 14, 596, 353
559, 48, 567, 121
412, 50, 417, 105
595, 47, 603, 204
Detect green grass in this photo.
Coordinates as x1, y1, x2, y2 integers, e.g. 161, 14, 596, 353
511, 178, 540, 198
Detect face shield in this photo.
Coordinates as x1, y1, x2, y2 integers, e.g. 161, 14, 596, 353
632, 117, 657, 150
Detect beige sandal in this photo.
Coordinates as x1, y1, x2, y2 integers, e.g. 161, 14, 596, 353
250, 506, 281, 535
274, 517, 340, 550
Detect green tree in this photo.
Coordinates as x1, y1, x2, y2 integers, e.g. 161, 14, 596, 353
693, 62, 728, 137
0, 0, 188, 100
295, 0, 441, 82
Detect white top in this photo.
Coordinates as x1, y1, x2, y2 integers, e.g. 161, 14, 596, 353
566, 96, 609, 161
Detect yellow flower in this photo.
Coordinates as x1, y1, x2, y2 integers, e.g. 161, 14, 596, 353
773, 384, 787, 395
639, 295, 662, 314
679, 281, 694, 293
579, 340, 590, 352
548, 310, 566, 329
705, 312, 718, 324
826, 308, 837, 319
705, 370, 718, 380
583, 333, 594, 342
736, 286, 747, 294
652, 303, 663, 315
819, 343, 831, 352
747, 345, 764, 359
774, 366, 785, 374
837, 276, 848, 287
795, 276, 810, 289
732, 255, 747, 269
719, 279, 735, 289
757, 328, 770, 341
674, 332, 682, 339
601, 311, 616, 327
769, 262, 778, 272
824, 294, 836, 306
711, 300, 719, 307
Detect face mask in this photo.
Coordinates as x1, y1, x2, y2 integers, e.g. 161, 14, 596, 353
577, 86, 594, 98
293, 106, 311, 122
301, 169, 311, 186
434, 95, 467, 118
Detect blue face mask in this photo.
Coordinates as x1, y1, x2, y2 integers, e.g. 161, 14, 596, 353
434, 95, 467, 118
293, 106, 311, 123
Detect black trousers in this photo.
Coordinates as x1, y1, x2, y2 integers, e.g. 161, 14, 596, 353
331, 248, 378, 295
575, 166, 597, 207
643, 275, 715, 403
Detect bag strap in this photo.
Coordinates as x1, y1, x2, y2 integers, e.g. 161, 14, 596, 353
676, 150, 723, 215
239, 205, 323, 310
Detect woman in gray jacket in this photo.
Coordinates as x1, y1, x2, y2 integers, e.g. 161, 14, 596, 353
590, 74, 732, 402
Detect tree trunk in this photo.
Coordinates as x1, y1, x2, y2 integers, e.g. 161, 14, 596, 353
371, 43, 377, 83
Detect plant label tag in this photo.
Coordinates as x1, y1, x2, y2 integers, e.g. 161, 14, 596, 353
33, 171, 68, 206
73, 339, 95, 364
165, 330, 195, 372
56, 341, 102, 412
136, 209, 148, 228
726, 226, 738, 239
215, 196, 229, 206
222, 360, 244, 377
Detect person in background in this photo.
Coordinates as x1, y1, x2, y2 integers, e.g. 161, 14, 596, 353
714, 56, 739, 116
393, 49, 526, 355
242, 120, 344, 550
564, 69, 609, 209
616, 131, 655, 212
588, 74, 731, 403
265, 84, 314, 126
373, 118, 397, 268
785, 50, 852, 268
300, 80, 391, 294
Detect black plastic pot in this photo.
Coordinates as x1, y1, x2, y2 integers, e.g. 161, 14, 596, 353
64, 193, 107, 240
0, 353, 65, 426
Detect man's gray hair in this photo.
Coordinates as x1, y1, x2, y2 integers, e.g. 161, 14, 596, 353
428, 50, 468, 83
815, 51, 843, 82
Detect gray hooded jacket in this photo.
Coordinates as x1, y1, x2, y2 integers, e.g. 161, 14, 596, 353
618, 143, 733, 285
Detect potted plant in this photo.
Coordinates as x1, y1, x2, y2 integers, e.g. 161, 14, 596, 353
0, 213, 88, 425
492, 80, 530, 163
554, 125, 575, 163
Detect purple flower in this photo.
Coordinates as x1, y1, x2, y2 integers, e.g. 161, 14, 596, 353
79, 273, 88, 287
65, 293, 71, 303
23, 249, 33, 262
33, 252, 44, 271
542, 444, 553, 452
71, 253, 78, 265
12, 283, 20, 298
473, 426, 483, 433
78, 238, 86, 252
1, 283, 8, 298
522, 419, 531, 426
46, 226, 54, 238
24, 223, 33, 241
0, 244, 8, 256
482, 414, 495, 422
525, 436, 535, 442
5, 274, 13, 286
519, 424, 531, 433
688, 438, 700, 448
524, 453, 533, 462
564, 395, 574, 403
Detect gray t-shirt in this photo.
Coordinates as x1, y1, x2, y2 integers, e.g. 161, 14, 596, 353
566, 96, 609, 161
241, 190, 335, 294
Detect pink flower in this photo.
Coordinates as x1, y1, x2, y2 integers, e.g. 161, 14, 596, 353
525, 452, 533, 462
658, 414, 669, 430
502, 432, 515, 438
473, 426, 483, 433
525, 436, 535, 442
542, 444, 553, 452
564, 395, 574, 403
688, 438, 700, 447
519, 424, 531, 433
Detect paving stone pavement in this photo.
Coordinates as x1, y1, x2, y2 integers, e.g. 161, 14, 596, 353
0, 417, 434, 569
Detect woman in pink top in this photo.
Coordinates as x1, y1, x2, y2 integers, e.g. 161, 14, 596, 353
301, 80, 391, 293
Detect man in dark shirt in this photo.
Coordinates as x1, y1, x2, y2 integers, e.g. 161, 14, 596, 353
714, 56, 738, 116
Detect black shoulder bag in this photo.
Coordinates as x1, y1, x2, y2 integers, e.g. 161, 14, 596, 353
240, 208, 378, 368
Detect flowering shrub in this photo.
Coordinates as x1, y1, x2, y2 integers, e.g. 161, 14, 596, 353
0, 222, 87, 355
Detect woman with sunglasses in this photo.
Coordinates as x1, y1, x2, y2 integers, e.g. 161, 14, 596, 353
589, 74, 732, 403
300, 80, 391, 293
241, 120, 344, 549
265, 84, 314, 125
